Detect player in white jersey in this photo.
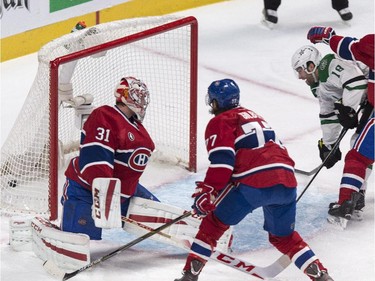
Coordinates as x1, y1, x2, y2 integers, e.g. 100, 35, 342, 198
291, 45, 367, 170
307, 28, 374, 226
291, 46, 369, 222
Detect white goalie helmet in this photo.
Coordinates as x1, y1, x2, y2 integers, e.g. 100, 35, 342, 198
291, 45, 322, 76
114, 77, 150, 122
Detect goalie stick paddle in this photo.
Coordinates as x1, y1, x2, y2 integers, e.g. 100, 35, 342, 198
122, 216, 291, 279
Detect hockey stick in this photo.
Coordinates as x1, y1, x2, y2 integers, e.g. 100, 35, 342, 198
296, 127, 348, 203
294, 166, 320, 176
122, 216, 291, 279
43, 184, 233, 280
296, 103, 365, 202
296, 103, 367, 178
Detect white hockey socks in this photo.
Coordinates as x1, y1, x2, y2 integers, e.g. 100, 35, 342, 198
92, 177, 122, 228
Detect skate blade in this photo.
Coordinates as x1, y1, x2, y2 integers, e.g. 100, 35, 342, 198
342, 19, 352, 27
260, 19, 275, 30
327, 215, 349, 229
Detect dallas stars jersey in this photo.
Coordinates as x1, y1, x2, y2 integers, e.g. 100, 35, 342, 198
65, 105, 155, 197
311, 54, 367, 145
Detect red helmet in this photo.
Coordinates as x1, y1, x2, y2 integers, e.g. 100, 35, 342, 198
114, 77, 150, 122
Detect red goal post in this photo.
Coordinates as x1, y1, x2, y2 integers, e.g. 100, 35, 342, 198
1, 16, 198, 220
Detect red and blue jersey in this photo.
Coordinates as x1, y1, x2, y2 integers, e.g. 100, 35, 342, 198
65, 105, 155, 197
329, 34, 375, 204
203, 107, 296, 190
330, 34, 374, 107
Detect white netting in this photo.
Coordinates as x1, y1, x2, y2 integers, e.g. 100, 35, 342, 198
1, 16, 197, 217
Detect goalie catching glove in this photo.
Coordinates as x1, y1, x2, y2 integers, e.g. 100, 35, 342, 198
318, 139, 342, 169
307, 26, 336, 45
192, 182, 218, 216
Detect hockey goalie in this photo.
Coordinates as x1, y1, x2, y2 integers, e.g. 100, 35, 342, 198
9, 177, 232, 271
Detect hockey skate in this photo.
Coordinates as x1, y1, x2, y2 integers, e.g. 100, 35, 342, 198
305, 261, 334, 281
337, 8, 353, 21
352, 190, 365, 221
261, 9, 277, 29
174, 259, 204, 281
327, 192, 361, 229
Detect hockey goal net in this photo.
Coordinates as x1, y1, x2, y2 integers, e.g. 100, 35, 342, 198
1, 16, 198, 220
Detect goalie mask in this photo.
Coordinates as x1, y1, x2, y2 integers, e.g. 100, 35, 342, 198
291, 45, 322, 77
114, 77, 150, 122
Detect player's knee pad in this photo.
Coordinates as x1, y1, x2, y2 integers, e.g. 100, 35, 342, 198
61, 198, 102, 240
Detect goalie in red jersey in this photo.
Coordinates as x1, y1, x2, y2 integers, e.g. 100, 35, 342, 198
61, 76, 159, 240
307, 27, 374, 228
174, 79, 333, 281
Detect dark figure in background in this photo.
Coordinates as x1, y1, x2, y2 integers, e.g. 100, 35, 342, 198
263, 0, 352, 26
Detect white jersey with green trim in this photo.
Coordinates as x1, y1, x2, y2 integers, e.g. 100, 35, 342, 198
313, 54, 368, 146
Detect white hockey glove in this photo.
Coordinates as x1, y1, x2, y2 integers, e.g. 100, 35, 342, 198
92, 178, 122, 228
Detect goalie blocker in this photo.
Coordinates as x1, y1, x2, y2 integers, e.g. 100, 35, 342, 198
92, 177, 122, 229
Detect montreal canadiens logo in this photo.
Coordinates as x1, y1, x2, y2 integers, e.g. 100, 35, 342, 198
128, 147, 152, 172
128, 132, 135, 141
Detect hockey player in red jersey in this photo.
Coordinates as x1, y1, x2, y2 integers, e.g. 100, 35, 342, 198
307, 27, 374, 106
174, 79, 333, 281
61, 76, 159, 240
307, 27, 374, 227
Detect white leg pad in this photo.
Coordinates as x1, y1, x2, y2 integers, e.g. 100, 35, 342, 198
31, 217, 90, 270
124, 197, 233, 252
9, 215, 34, 251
